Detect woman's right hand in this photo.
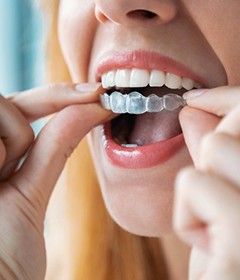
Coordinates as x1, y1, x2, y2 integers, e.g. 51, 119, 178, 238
0, 83, 112, 280
174, 86, 240, 279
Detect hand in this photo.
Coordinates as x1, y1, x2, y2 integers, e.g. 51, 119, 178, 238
173, 86, 240, 279
0, 83, 112, 280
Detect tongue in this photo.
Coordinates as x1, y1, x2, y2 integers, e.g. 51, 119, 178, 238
129, 109, 182, 146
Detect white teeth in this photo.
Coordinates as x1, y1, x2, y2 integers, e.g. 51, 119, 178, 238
149, 70, 165, 87
182, 77, 195, 90
165, 73, 182, 89
101, 69, 201, 90
121, 144, 139, 148
106, 70, 115, 87
194, 82, 202, 89
129, 69, 149, 87
101, 73, 108, 89
115, 69, 131, 87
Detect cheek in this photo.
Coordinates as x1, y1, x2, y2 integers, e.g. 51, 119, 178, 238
183, 1, 240, 84
58, 0, 98, 81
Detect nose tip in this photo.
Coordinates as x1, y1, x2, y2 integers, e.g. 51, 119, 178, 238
95, 0, 178, 26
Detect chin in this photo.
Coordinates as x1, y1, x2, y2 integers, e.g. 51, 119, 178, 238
103, 188, 175, 237
88, 129, 192, 237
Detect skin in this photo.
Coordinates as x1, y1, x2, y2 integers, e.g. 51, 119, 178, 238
59, 0, 228, 237
58, 0, 240, 279
0, 83, 114, 279
0, 1, 240, 279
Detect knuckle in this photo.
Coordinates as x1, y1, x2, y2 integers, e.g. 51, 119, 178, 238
176, 167, 194, 188
47, 82, 70, 95
47, 127, 76, 160
55, 135, 76, 159
25, 125, 35, 144
175, 167, 199, 198
201, 132, 228, 159
17, 125, 35, 151
201, 132, 217, 150
46, 83, 59, 103
0, 141, 7, 165
222, 104, 240, 124
63, 144, 75, 160
200, 133, 220, 168
46, 82, 70, 110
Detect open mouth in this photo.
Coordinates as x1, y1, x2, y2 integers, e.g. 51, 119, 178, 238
100, 68, 201, 147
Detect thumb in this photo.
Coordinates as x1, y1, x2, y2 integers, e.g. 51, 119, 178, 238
9, 103, 114, 212
179, 106, 220, 166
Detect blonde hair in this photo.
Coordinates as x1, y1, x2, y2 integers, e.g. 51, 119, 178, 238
42, 0, 168, 279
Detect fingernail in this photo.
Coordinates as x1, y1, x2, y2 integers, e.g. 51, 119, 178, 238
75, 82, 101, 93
183, 89, 208, 100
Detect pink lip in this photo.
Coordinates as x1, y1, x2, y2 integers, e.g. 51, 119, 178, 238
96, 49, 207, 86
103, 123, 185, 169
96, 49, 200, 169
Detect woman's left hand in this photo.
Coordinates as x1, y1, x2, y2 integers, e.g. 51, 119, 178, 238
173, 86, 240, 280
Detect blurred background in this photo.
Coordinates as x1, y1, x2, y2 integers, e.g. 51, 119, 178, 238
0, 0, 45, 131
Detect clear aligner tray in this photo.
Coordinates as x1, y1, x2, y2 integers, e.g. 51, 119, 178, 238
100, 91, 186, 114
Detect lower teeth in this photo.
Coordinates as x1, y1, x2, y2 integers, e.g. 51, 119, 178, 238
100, 91, 186, 114
121, 144, 139, 148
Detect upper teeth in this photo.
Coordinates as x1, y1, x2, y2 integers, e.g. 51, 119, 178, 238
101, 68, 201, 90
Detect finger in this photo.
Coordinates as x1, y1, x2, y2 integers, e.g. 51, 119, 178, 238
0, 95, 34, 168
9, 103, 114, 213
179, 106, 220, 166
204, 261, 240, 280
216, 104, 240, 138
190, 248, 240, 280
0, 139, 7, 169
8, 82, 103, 122
199, 132, 240, 187
0, 82, 103, 179
175, 167, 240, 280
174, 167, 240, 250
183, 86, 240, 117
189, 247, 209, 280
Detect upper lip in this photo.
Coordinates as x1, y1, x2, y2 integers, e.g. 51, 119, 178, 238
95, 49, 208, 87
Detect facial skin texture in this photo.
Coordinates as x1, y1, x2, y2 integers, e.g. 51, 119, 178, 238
58, 0, 240, 237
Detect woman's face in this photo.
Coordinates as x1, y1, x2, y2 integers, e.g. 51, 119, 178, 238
58, 0, 239, 236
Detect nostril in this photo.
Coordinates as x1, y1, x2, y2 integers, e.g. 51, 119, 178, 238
127, 9, 157, 20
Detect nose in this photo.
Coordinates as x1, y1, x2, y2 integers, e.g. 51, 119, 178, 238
95, 0, 178, 26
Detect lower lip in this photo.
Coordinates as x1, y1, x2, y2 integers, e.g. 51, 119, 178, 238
102, 123, 185, 169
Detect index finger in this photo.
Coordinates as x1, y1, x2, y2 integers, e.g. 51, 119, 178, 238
9, 102, 114, 212
8, 82, 103, 122
183, 86, 240, 117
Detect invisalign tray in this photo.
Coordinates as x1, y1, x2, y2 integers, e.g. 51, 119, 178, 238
100, 91, 186, 114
